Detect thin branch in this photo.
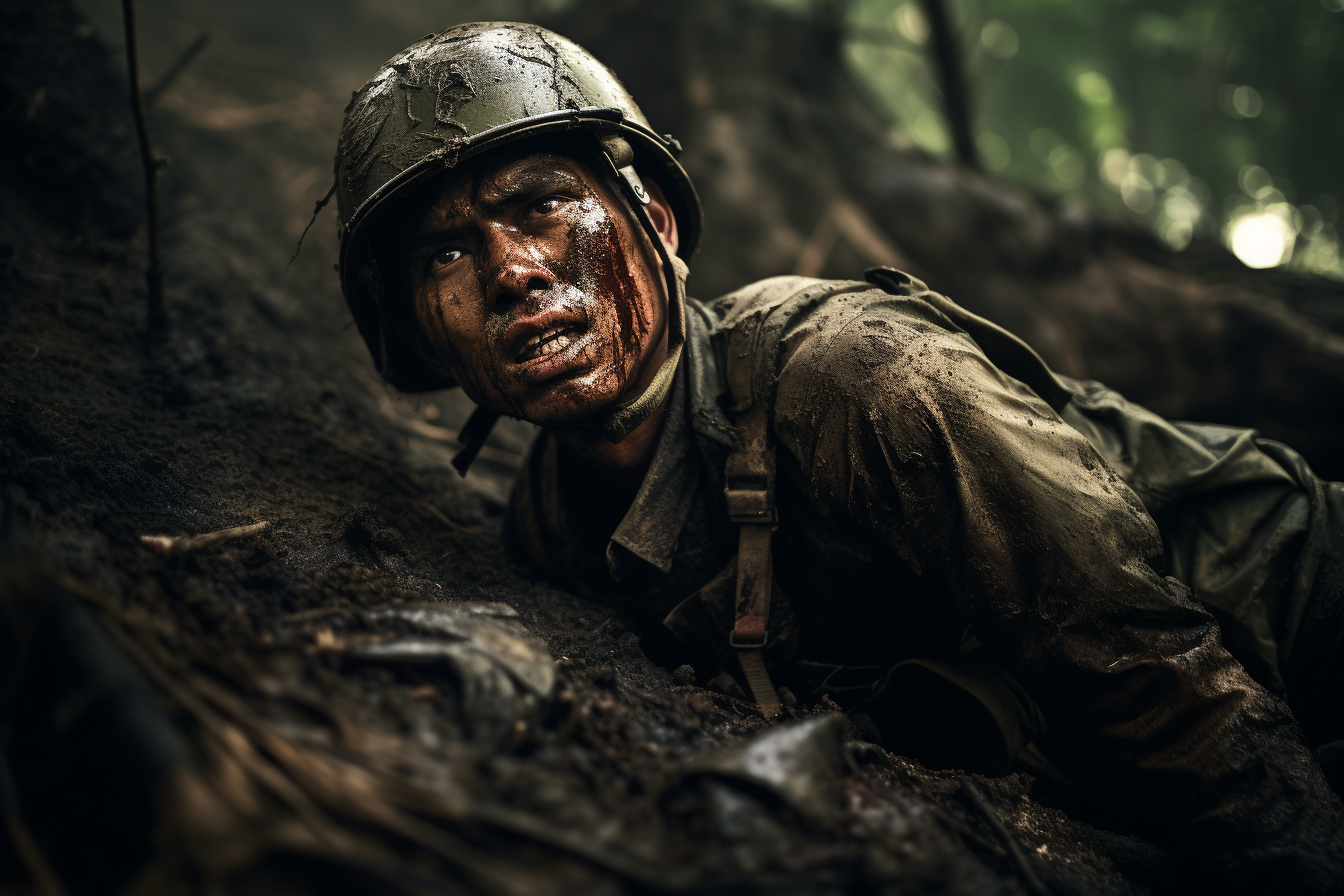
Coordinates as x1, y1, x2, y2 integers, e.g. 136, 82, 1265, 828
121, 0, 165, 332
140, 521, 270, 556
287, 181, 336, 270
916, 0, 980, 170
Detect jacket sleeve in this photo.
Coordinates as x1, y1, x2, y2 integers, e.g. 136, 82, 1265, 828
769, 289, 1344, 893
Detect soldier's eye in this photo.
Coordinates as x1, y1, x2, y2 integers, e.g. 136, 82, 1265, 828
431, 248, 464, 268
530, 196, 563, 216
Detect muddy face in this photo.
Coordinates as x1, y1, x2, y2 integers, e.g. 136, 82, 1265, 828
405, 152, 670, 428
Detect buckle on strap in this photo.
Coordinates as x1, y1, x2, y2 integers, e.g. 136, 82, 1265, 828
730, 616, 767, 649
725, 487, 775, 524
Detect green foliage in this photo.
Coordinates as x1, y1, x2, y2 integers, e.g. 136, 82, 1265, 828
823, 0, 1344, 274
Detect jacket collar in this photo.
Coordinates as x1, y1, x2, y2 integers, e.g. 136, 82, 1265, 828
606, 299, 730, 578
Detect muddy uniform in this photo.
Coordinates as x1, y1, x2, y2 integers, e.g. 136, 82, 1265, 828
507, 271, 1344, 889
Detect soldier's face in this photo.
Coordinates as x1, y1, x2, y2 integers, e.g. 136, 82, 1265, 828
406, 152, 676, 428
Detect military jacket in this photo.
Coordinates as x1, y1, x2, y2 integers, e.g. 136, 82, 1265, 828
507, 272, 1344, 891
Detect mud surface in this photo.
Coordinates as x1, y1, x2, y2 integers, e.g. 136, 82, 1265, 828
0, 3, 1216, 895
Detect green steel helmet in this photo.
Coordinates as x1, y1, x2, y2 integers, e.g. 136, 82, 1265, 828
334, 21, 702, 394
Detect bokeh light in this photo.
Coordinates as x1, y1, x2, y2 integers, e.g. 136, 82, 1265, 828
894, 3, 928, 45
981, 20, 1019, 59
1228, 210, 1297, 268
1075, 72, 1113, 106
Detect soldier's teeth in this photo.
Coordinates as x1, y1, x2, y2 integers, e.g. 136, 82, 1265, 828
521, 326, 575, 360
541, 333, 573, 355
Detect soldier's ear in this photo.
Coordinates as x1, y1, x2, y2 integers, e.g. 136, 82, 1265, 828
642, 179, 679, 257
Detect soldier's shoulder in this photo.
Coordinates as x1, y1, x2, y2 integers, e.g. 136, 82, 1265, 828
708, 275, 861, 325
706, 269, 938, 327
706, 270, 970, 404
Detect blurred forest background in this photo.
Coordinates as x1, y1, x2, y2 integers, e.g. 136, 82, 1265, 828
840, 0, 1344, 277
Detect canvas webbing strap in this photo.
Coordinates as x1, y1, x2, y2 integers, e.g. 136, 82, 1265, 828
737, 649, 780, 714
721, 282, 833, 717
452, 405, 501, 475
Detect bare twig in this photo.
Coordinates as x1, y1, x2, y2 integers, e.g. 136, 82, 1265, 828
916, 0, 980, 170
141, 521, 269, 556
413, 499, 467, 531
287, 181, 336, 270
120, 0, 165, 332
144, 31, 212, 107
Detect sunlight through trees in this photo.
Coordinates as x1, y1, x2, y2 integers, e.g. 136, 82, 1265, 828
793, 0, 1344, 276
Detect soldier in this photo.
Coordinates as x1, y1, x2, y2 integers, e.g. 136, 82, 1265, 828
333, 23, 1344, 892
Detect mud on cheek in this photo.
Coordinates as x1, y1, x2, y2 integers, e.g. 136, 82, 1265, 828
415, 295, 521, 417
476, 322, 529, 418
563, 205, 652, 394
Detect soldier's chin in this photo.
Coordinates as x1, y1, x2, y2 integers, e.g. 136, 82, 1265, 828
516, 386, 620, 430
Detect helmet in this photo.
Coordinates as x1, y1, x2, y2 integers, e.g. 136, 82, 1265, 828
334, 22, 702, 398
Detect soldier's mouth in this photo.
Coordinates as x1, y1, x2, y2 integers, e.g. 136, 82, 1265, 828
516, 324, 584, 363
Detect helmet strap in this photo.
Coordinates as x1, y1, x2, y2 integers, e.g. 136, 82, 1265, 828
570, 250, 686, 442
542, 141, 687, 442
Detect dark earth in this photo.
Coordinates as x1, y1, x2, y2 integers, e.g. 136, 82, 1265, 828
3, 2, 1342, 894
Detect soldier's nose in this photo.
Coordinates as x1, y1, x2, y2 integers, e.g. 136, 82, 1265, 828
484, 231, 554, 308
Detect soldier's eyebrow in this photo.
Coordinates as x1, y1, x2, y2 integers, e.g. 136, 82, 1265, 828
475, 165, 584, 213
409, 165, 585, 254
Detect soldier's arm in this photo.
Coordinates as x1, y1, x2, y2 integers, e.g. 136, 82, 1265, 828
771, 290, 1344, 892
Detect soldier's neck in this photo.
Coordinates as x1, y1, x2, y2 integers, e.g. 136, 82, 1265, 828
554, 397, 668, 477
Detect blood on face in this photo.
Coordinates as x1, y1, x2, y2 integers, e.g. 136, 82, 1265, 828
404, 151, 668, 428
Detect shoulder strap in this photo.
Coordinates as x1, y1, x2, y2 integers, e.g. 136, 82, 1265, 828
719, 279, 837, 716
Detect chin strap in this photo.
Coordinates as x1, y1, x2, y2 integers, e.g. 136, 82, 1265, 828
451, 405, 501, 476
551, 152, 689, 443
568, 252, 686, 442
